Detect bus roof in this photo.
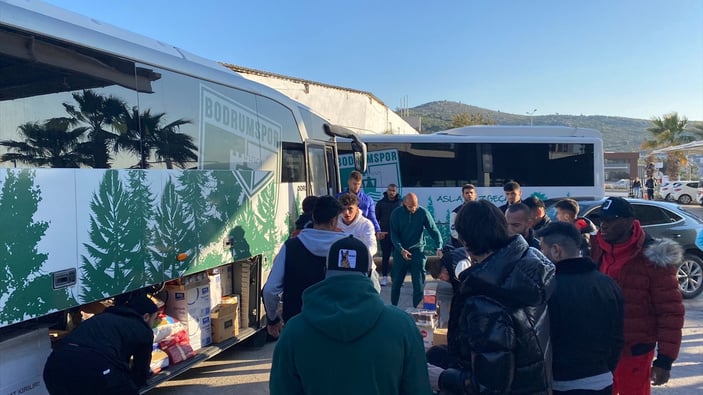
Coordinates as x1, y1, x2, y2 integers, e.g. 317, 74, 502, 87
435, 125, 602, 138
0, 0, 292, 104
356, 125, 602, 144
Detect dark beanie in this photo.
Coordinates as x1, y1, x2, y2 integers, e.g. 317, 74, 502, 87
125, 295, 158, 315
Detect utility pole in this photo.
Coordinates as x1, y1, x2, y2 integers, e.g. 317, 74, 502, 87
526, 109, 537, 126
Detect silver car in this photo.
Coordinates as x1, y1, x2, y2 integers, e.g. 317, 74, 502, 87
546, 197, 703, 299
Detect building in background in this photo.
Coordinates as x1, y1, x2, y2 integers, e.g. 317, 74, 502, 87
224, 64, 419, 135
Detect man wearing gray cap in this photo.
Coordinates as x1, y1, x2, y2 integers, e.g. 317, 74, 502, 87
269, 235, 432, 395
591, 197, 684, 394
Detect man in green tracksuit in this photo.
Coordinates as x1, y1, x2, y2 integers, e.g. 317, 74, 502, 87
390, 192, 443, 307
269, 235, 432, 395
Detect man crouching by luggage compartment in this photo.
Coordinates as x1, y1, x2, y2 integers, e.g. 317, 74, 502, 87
43, 295, 158, 395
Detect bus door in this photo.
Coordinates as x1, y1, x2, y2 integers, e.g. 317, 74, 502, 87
305, 140, 340, 196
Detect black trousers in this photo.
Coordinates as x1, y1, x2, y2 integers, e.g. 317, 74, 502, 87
379, 236, 394, 276
43, 346, 139, 395
553, 385, 612, 395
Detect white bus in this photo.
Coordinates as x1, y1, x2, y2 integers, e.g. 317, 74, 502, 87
339, 125, 604, 250
0, 0, 364, 392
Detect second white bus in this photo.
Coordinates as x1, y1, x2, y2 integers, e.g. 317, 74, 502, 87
339, 125, 604, 249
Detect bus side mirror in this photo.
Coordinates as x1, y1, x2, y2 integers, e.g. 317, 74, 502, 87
323, 123, 367, 173
351, 139, 367, 173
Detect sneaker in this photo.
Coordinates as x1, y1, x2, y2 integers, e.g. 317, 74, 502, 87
380, 276, 388, 286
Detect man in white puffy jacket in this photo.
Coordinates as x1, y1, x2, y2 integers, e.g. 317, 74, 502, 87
338, 193, 381, 292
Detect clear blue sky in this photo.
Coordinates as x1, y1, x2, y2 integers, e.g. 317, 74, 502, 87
45, 0, 703, 121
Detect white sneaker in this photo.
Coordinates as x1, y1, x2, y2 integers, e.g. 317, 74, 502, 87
380, 276, 388, 286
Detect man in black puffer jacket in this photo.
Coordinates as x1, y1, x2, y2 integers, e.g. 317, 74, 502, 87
437, 200, 555, 395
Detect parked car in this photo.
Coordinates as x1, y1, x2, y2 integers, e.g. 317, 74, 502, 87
659, 181, 672, 200
668, 181, 699, 204
545, 197, 703, 299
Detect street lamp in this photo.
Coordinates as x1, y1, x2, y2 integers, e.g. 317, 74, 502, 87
526, 109, 537, 126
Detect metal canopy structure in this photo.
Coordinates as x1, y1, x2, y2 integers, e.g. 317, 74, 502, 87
651, 141, 703, 154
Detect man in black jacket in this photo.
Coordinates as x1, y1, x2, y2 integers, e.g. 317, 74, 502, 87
537, 222, 624, 395
43, 296, 158, 395
436, 200, 555, 394
375, 183, 402, 285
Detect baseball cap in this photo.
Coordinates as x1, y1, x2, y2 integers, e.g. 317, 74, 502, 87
599, 197, 635, 219
326, 235, 371, 277
124, 295, 158, 315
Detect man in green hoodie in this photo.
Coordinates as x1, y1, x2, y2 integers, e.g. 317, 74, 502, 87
269, 235, 432, 395
390, 193, 443, 307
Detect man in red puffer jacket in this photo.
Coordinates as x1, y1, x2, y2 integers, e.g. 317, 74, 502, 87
591, 197, 685, 395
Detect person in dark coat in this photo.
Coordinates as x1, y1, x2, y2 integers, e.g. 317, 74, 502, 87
555, 198, 597, 256
434, 200, 555, 395
450, 184, 477, 246
536, 221, 624, 394
43, 296, 158, 395
505, 202, 541, 249
374, 184, 402, 285
523, 196, 551, 232
498, 180, 522, 212
290, 195, 318, 238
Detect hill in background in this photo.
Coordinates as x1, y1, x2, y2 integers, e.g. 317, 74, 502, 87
404, 100, 698, 152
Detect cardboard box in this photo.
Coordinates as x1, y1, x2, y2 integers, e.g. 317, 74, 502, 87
433, 328, 448, 346
161, 275, 212, 351
208, 271, 223, 309
210, 303, 238, 343
417, 323, 434, 350
221, 295, 240, 336
0, 328, 51, 395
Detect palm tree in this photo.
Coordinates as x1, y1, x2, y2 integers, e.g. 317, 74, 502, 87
152, 120, 197, 169
114, 107, 161, 169
115, 108, 194, 169
0, 117, 90, 168
63, 90, 127, 168
641, 113, 701, 178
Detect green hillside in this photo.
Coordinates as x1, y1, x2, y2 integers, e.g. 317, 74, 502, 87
405, 100, 702, 152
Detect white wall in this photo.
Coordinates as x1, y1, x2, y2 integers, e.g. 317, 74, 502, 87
234, 71, 419, 135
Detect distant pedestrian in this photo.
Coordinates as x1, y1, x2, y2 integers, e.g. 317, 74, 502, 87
591, 197, 685, 394
505, 203, 540, 248
390, 193, 443, 308
336, 170, 381, 233
290, 195, 317, 238
435, 200, 555, 394
262, 196, 345, 337
450, 183, 477, 247
498, 180, 522, 212
375, 183, 402, 286
644, 176, 655, 200
523, 195, 551, 232
269, 235, 433, 395
536, 222, 624, 395
632, 177, 642, 198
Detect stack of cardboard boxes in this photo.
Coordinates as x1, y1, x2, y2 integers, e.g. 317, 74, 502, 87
161, 273, 212, 351
209, 264, 241, 343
